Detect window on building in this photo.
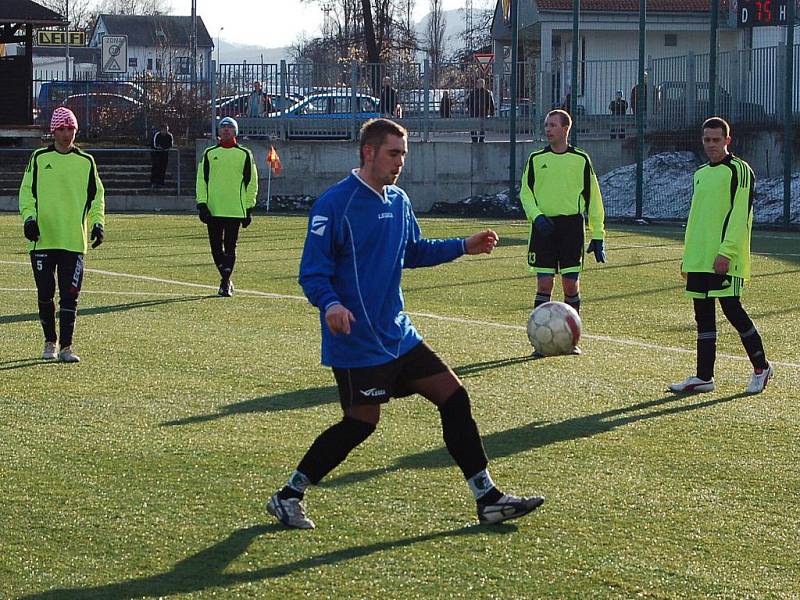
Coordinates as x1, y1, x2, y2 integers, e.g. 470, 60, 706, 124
156, 58, 162, 72
128, 57, 138, 68
176, 56, 191, 75
147, 58, 153, 71
665, 34, 677, 47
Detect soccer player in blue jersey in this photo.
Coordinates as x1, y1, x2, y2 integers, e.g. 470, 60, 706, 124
267, 118, 544, 529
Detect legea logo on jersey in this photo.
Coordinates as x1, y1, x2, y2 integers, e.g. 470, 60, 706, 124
359, 387, 387, 398
311, 215, 328, 236
377, 212, 393, 220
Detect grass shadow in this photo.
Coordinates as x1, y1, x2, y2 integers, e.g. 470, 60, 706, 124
324, 391, 750, 488
161, 386, 339, 427
19, 522, 514, 599
0, 295, 211, 326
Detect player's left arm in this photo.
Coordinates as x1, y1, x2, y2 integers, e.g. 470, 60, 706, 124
244, 149, 258, 210
717, 161, 754, 270
586, 158, 605, 241
87, 156, 106, 229
403, 206, 466, 268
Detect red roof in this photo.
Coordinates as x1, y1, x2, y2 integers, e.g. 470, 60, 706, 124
535, 0, 726, 11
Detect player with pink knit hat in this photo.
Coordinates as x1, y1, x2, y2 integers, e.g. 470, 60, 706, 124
18, 105, 105, 363
50, 106, 79, 132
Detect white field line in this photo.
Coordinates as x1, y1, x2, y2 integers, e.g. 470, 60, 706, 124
2, 259, 798, 370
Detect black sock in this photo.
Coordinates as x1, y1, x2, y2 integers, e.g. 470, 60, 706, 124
438, 387, 488, 480
720, 297, 768, 370
694, 299, 716, 380
534, 292, 551, 309
278, 486, 304, 500
564, 292, 581, 314
38, 299, 57, 342
296, 416, 375, 484
477, 487, 503, 505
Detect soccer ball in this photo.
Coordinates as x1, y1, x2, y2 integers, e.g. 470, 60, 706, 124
526, 301, 582, 356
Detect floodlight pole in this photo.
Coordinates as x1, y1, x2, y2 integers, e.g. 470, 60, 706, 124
708, 0, 719, 114
783, 0, 795, 227
191, 0, 197, 85
635, 0, 646, 220
570, 0, 579, 145
65, 0, 70, 80
508, 0, 519, 200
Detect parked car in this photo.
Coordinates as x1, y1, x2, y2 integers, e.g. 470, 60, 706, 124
269, 92, 381, 140
37, 81, 144, 125
654, 81, 766, 124
214, 93, 250, 117
63, 92, 145, 137
500, 98, 534, 118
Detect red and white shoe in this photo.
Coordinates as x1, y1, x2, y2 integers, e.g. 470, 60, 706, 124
669, 376, 715, 393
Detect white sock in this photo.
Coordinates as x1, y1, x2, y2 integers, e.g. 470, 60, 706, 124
287, 470, 311, 494
467, 469, 496, 500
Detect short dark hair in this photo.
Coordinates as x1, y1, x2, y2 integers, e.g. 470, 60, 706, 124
546, 109, 572, 128
359, 118, 407, 166
702, 116, 730, 137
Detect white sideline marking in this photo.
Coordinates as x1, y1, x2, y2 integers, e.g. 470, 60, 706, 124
2, 260, 798, 369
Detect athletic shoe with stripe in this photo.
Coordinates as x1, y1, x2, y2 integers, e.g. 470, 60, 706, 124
477, 493, 545, 525
746, 363, 773, 394
57, 346, 81, 363
267, 492, 315, 529
669, 376, 714, 393
42, 341, 58, 360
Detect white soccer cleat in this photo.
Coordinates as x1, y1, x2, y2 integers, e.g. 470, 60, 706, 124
42, 341, 58, 360
477, 493, 544, 525
746, 364, 773, 394
669, 376, 714, 393
57, 346, 81, 363
267, 492, 315, 529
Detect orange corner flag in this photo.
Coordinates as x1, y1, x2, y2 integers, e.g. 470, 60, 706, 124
266, 145, 282, 176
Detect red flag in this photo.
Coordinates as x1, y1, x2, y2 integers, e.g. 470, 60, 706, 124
266, 145, 282, 176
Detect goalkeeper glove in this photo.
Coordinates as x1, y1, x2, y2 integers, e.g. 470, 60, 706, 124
198, 203, 211, 224
90, 223, 104, 248
586, 239, 606, 263
23, 218, 40, 242
242, 208, 253, 228
533, 215, 555, 238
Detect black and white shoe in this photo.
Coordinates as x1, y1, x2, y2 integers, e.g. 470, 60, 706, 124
477, 493, 544, 525
267, 492, 315, 529
218, 278, 234, 297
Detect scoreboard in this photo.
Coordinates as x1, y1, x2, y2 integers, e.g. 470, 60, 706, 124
737, 0, 791, 26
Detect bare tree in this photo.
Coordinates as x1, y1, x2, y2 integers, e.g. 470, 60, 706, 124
425, 0, 446, 68
36, 0, 94, 30
95, 0, 172, 14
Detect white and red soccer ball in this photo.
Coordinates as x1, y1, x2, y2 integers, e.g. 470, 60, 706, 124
526, 301, 582, 356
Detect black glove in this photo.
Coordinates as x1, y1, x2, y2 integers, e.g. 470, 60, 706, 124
24, 218, 40, 242
242, 208, 253, 228
533, 214, 555, 239
198, 203, 211, 224
90, 223, 105, 248
586, 239, 606, 263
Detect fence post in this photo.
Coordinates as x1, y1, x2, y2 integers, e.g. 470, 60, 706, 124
783, 0, 795, 228
423, 57, 430, 142
729, 50, 741, 123
351, 61, 358, 141
176, 148, 181, 198
635, 0, 646, 221
211, 60, 217, 141
686, 51, 696, 129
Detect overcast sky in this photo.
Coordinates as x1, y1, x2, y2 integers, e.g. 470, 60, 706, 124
194, 0, 490, 48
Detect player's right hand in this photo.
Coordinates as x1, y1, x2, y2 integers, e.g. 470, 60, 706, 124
23, 219, 40, 242
325, 303, 356, 335
198, 203, 211, 224
533, 215, 555, 238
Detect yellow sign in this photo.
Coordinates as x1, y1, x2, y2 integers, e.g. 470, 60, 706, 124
37, 31, 87, 46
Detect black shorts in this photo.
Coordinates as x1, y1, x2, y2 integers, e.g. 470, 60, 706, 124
332, 341, 450, 408
685, 272, 744, 299
527, 214, 584, 275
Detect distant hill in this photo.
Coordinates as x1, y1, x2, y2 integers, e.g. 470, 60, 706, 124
216, 8, 470, 66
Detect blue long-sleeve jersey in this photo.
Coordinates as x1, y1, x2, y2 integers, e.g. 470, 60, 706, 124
299, 170, 466, 368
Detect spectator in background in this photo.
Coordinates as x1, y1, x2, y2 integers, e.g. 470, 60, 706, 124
247, 81, 266, 117
467, 78, 495, 142
631, 72, 649, 115
264, 93, 274, 115
439, 91, 453, 118
380, 76, 398, 117
609, 90, 628, 139
150, 123, 173, 188
609, 90, 628, 115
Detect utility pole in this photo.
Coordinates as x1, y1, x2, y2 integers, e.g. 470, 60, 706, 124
65, 0, 70, 80
191, 0, 197, 85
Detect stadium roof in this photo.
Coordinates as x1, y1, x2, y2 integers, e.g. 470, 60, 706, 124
94, 14, 213, 48
0, 0, 65, 25
535, 0, 728, 11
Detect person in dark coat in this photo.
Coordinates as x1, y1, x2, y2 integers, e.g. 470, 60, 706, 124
150, 124, 173, 187
439, 91, 453, 118
467, 78, 495, 142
